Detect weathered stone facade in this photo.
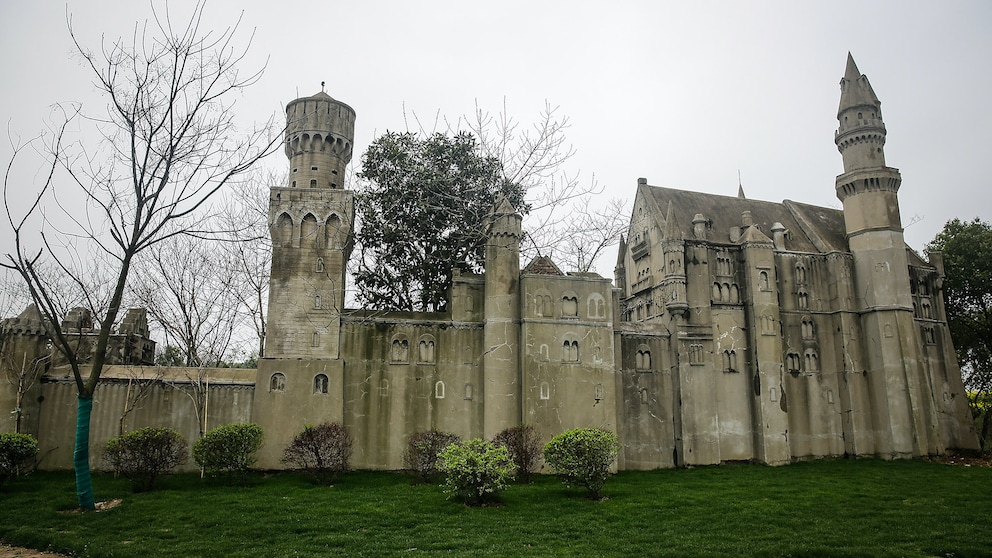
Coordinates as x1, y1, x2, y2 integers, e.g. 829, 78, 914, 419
1, 55, 979, 471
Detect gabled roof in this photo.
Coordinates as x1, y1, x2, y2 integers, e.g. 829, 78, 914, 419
522, 255, 565, 276
645, 184, 850, 253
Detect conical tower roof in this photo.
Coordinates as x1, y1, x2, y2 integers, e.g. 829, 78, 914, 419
838, 52, 880, 115
662, 200, 683, 240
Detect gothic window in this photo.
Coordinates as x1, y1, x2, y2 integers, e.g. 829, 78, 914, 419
325, 214, 342, 248
562, 340, 579, 362
761, 314, 776, 336
540, 382, 551, 400
722, 350, 738, 372
269, 373, 286, 392
640, 388, 649, 405
712, 282, 722, 301
729, 284, 739, 303
922, 326, 936, 345
594, 384, 604, 401
797, 289, 809, 309
312, 332, 320, 347
301, 213, 318, 246
689, 343, 704, 365
418, 337, 436, 364
275, 213, 293, 246
921, 300, 933, 319
390, 337, 409, 363
635, 346, 652, 370
315, 258, 324, 273
795, 263, 807, 284
804, 350, 819, 372
533, 290, 553, 317
313, 374, 328, 395
587, 293, 607, 319
759, 270, 770, 291
379, 379, 389, 397
464, 383, 473, 400
801, 317, 814, 339
786, 352, 800, 373
314, 295, 321, 309
562, 293, 579, 318
434, 381, 445, 399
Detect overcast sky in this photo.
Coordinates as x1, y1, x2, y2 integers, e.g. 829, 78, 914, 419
2, 1, 990, 277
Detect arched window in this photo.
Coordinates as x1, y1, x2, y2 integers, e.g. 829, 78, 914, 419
540, 382, 551, 400
418, 337, 436, 364
275, 213, 293, 246
797, 289, 809, 309
301, 213, 318, 246
315, 258, 324, 273
563, 340, 579, 362
463, 383, 473, 400
561, 294, 578, 317
786, 353, 800, 373
434, 381, 445, 399
269, 373, 286, 392
390, 337, 409, 363
801, 317, 814, 339
312, 332, 320, 347
587, 293, 607, 319
313, 374, 328, 394
804, 350, 818, 372
759, 270, 769, 291
635, 347, 651, 370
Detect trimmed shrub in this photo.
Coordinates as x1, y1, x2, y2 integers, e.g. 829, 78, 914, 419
193, 423, 263, 485
543, 428, 620, 499
0, 432, 38, 487
492, 424, 542, 483
282, 422, 353, 485
439, 439, 515, 506
403, 429, 460, 483
104, 427, 188, 492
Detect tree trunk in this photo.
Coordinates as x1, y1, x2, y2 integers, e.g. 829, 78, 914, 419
981, 408, 992, 454
74, 395, 96, 511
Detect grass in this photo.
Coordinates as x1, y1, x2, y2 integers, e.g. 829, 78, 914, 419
1, 459, 990, 557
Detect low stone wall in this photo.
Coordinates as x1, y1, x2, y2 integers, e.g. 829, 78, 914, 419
33, 366, 255, 472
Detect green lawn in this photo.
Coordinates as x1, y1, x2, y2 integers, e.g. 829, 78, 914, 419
1, 459, 989, 557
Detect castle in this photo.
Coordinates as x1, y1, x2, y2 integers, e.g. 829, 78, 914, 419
0, 54, 979, 471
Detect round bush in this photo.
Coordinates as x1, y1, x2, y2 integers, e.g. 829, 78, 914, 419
439, 438, 515, 505
0, 432, 38, 487
104, 426, 187, 492
543, 428, 620, 499
282, 422, 353, 485
193, 423, 263, 485
403, 429, 460, 483
492, 424, 541, 483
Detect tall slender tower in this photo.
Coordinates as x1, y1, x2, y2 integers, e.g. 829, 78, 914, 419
482, 194, 523, 439
265, 91, 356, 359
834, 54, 936, 457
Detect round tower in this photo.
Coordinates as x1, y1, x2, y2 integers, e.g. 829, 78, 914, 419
265, 90, 356, 360
284, 91, 356, 190
834, 53, 903, 235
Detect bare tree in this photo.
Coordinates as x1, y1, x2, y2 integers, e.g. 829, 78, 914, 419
0, 327, 51, 434
130, 234, 243, 367
116, 365, 164, 436
219, 168, 276, 359
459, 100, 628, 272
2, 4, 279, 509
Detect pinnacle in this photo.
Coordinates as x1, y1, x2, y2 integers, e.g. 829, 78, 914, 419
663, 200, 682, 240
844, 52, 861, 82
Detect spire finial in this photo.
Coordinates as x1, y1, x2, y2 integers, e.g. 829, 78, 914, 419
844, 52, 861, 82
321, 81, 326, 92
737, 170, 745, 199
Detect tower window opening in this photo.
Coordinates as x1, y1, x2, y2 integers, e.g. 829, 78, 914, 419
292, 181, 297, 187
311, 166, 318, 171
332, 169, 339, 175
293, 168, 298, 173
310, 179, 317, 187
331, 183, 338, 189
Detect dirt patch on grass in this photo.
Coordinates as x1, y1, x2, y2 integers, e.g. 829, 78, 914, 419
0, 543, 67, 558
930, 453, 992, 467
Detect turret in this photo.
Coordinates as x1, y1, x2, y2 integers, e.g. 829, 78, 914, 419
660, 201, 688, 315
284, 91, 355, 190
266, 89, 356, 359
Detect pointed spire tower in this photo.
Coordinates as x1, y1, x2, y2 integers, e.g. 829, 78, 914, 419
834, 54, 934, 458
661, 201, 688, 315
